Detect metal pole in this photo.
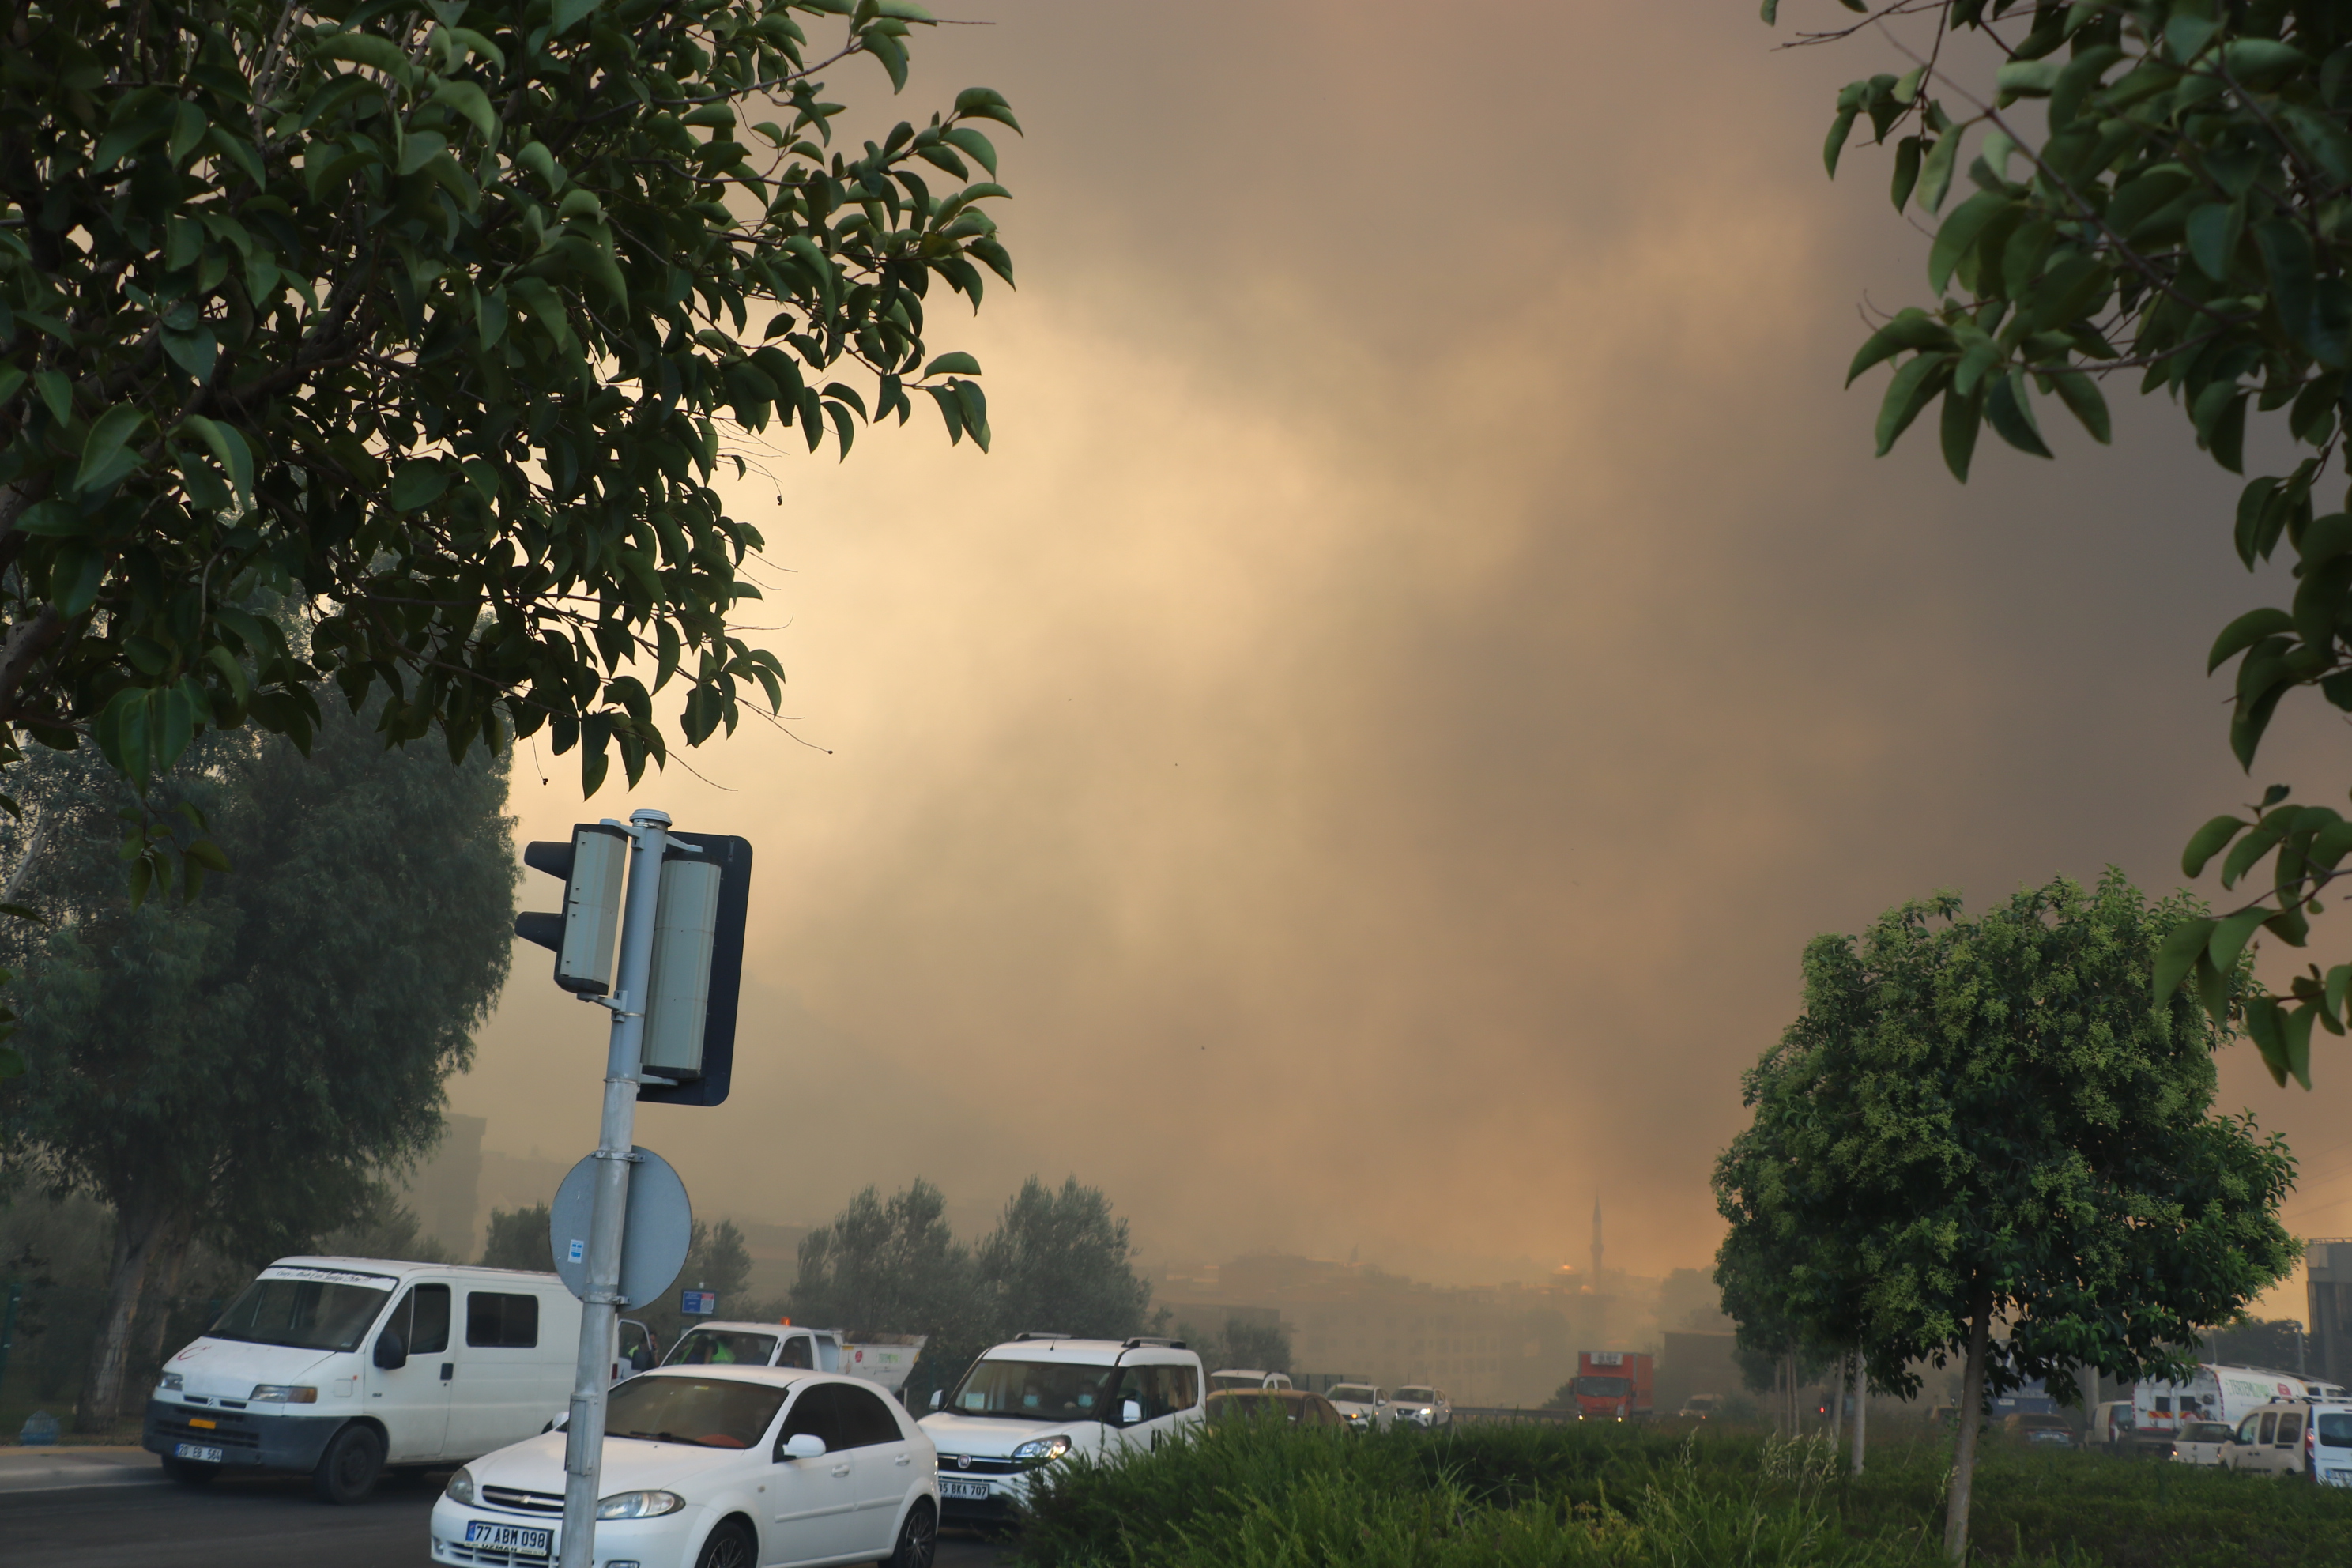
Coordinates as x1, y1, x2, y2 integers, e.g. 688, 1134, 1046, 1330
0, 1280, 21, 1394
557, 808, 670, 1568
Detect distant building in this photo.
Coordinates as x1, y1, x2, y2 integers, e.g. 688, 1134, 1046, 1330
2309, 1238, 2352, 1386
1657, 1330, 1741, 1413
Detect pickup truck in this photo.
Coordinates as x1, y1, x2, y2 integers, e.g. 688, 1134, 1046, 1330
660, 1321, 926, 1392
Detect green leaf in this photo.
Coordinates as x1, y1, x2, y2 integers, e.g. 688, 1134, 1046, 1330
551, 0, 603, 35
2285, 1004, 2317, 1089
175, 415, 252, 503
1890, 136, 1923, 212
941, 126, 998, 176
1939, 384, 1983, 481
1985, 371, 2053, 458
2152, 918, 2218, 1001
432, 77, 500, 145
2050, 372, 2111, 443
924, 351, 982, 377
2207, 907, 2269, 978
1929, 192, 2015, 295
1917, 126, 1962, 213
1874, 352, 1953, 456
390, 459, 449, 512
1824, 107, 1860, 177
2207, 607, 2293, 673
316, 32, 411, 76
74, 405, 150, 496
2183, 815, 2248, 876
1994, 58, 2066, 98
1846, 311, 1955, 386
2185, 202, 2243, 284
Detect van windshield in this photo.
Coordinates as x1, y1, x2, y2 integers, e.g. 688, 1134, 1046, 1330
209, 1274, 393, 1353
1575, 1377, 1633, 1398
1396, 1388, 1436, 1404
664, 1330, 778, 1368
945, 1359, 1116, 1421
1328, 1385, 1378, 1404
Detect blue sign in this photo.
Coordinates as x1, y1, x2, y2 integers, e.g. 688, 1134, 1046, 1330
681, 1290, 717, 1316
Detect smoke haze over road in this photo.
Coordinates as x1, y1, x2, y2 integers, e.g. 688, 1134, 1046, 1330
448, 2, 2348, 1311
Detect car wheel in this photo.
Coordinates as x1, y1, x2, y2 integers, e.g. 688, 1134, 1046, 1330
695, 1519, 756, 1568
310, 1423, 385, 1505
885, 1500, 937, 1568
160, 1455, 218, 1487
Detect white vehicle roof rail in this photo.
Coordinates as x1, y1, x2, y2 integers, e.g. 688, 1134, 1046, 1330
1123, 1336, 1186, 1349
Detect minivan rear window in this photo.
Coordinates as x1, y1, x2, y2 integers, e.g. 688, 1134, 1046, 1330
2320, 1413, 2352, 1448
467, 1292, 540, 1348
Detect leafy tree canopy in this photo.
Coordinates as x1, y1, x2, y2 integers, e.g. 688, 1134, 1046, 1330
1715, 872, 2297, 1557
0, 0, 1016, 820
479, 1200, 552, 1269
1766, 0, 2352, 1081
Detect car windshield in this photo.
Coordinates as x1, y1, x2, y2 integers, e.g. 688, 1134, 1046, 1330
1575, 1377, 1633, 1398
1396, 1387, 1436, 1404
208, 1273, 393, 1353
1329, 1386, 1378, 1404
605, 1375, 786, 1449
2319, 1414, 2352, 1448
2184, 1422, 2237, 1442
1208, 1373, 1265, 1392
946, 1359, 1117, 1422
664, 1329, 778, 1368
1209, 1393, 1298, 1423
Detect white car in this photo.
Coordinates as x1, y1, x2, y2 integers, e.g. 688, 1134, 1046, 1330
918, 1335, 1204, 1527
2171, 1419, 2236, 1466
1325, 1383, 1389, 1433
1207, 1368, 1291, 1393
2313, 1403, 2352, 1486
1389, 1385, 1451, 1430
430, 1367, 937, 1568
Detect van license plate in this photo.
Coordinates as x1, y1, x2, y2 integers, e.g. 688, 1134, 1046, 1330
464, 1521, 552, 1557
940, 1479, 992, 1500
172, 1442, 224, 1464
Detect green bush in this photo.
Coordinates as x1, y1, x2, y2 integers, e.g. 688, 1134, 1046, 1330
1012, 1418, 2352, 1567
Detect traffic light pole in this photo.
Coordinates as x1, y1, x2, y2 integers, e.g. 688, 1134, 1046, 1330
556, 807, 670, 1568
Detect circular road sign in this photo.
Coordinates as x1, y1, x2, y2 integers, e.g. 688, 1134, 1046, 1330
549, 1145, 692, 1308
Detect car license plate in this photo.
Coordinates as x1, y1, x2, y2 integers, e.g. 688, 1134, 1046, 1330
940, 1478, 992, 1500
172, 1442, 224, 1464
464, 1521, 552, 1557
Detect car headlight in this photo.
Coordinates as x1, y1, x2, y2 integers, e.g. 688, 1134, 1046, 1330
597, 1490, 685, 1520
445, 1468, 477, 1506
1011, 1434, 1072, 1465
159, 1373, 183, 1392
248, 1385, 318, 1404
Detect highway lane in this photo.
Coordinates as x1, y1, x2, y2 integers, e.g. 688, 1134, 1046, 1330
0, 1461, 1007, 1568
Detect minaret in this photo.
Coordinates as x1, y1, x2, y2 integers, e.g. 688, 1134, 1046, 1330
1590, 1196, 1604, 1287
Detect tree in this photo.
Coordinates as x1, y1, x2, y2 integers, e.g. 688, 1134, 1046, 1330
640, 1216, 754, 1348
790, 1178, 982, 1403
480, 1201, 553, 1271
1766, 1, 2352, 1081
2206, 1314, 2309, 1371
0, 0, 1018, 911
0, 693, 514, 1429
1714, 873, 2298, 1560
974, 1176, 1152, 1345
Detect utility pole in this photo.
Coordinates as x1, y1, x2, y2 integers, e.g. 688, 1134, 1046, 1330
556, 808, 669, 1568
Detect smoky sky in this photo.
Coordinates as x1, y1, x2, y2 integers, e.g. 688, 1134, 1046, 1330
451, 1, 2351, 1308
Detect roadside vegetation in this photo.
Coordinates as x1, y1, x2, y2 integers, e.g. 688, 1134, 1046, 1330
1017, 1417, 2352, 1568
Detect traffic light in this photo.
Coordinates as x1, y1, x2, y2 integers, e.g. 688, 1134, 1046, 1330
636, 832, 752, 1107
515, 824, 630, 995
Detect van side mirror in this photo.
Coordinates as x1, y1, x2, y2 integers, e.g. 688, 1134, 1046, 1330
1121, 1400, 1144, 1425
929, 1389, 943, 1411
372, 1331, 407, 1370
780, 1432, 827, 1461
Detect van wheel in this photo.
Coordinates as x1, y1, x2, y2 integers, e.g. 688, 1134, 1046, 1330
311, 1423, 385, 1505
160, 1455, 218, 1487
694, 1519, 756, 1568
885, 1500, 937, 1568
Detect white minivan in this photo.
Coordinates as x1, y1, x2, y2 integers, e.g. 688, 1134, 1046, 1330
917, 1335, 1205, 1527
142, 1257, 586, 1502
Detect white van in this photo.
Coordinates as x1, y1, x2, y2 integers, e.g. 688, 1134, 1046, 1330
916, 1335, 1205, 1527
2226, 1401, 2315, 1478
142, 1257, 586, 1503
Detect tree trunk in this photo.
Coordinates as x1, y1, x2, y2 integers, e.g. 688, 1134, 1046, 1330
120, 1223, 194, 1416
1852, 1351, 1868, 1475
1830, 1351, 1847, 1448
76, 1201, 171, 1434
1943, 1281, 1992, 1562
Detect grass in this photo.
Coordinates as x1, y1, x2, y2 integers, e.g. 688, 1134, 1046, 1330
1012, 1418, 2352, 1566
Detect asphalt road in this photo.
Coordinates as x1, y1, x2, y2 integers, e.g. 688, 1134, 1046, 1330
0, 1458, 1008, 1568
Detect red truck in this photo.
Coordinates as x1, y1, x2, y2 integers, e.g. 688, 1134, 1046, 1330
1572, 1351, 1654, 1421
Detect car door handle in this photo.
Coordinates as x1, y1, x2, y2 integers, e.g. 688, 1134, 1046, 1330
830, 1464, 850, 1477
894, 1454, 910, 1467
440, 1363, 454, 1382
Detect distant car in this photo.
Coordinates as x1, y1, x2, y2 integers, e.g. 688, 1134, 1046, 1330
2171, 1420, 2237, 1467
1207, 1369, 1293, 1393
1677, 1394, 1722, 1421
1204, 1389, 1347, 1427
1389, 1385, 1451, 1430
1325, 1383, 1389, 1433
429, 1367, 938, 1568
2227, 1402, 2314, 1477
2002, 1412, 2076, 1449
